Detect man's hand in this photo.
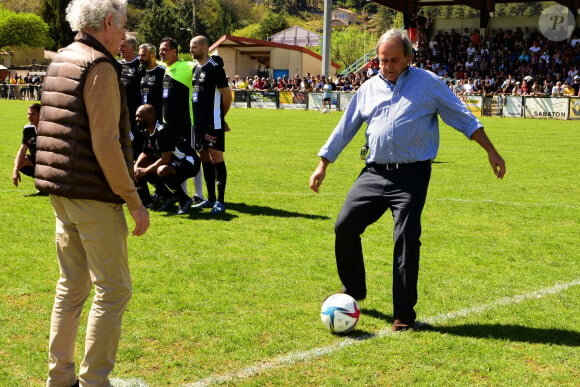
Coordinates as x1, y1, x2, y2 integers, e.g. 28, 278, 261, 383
470, 128, 506, 179
309, 158, 330, 193
130, 205, 150, 236
488, 151, 506, 179
134, 167, 147, 180
12, 170, 21, 187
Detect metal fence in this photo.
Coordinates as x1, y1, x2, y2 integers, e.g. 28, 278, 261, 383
0, 84, 42, 100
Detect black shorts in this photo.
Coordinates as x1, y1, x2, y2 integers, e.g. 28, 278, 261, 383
25, 153, 36, 165
169, 154, 200, 178
194, 127, 225, 152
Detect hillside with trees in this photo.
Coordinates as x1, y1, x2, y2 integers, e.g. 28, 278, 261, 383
0, 0, 557, 69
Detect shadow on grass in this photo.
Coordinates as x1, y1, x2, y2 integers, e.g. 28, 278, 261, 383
156, 206, 238, 221
339, 308, 394, 338
192, 202, 329, 220
24, 191, 49, 197
359, 308, 580, 346
157, 201, 330, 221
361, 308, 392, 321
420, 323, 580, 347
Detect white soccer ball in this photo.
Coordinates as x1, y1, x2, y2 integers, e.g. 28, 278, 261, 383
320, 293, 360, 334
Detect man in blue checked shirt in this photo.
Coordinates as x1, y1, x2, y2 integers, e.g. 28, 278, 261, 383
310, 29, 506, 332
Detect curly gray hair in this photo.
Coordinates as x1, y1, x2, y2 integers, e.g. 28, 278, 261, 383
66, 0, 127, 32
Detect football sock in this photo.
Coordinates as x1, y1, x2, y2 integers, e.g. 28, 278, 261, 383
215, 161, 227, 204
136, 180, 152, 204
202, 161, 216, 201
164, 175, 189, 204
194, 168, 204, 199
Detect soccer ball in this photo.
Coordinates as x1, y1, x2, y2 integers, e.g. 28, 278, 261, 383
320, 293, 360, 334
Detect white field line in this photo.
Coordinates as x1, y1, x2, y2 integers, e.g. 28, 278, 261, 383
185, 278, 580, 387
227, 192, 579, 209
4, 188, 578, 209
109, 379, 148, 387
436, 197, 580, 209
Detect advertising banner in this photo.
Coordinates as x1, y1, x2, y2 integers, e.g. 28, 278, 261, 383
248, 91, 277, 109
230, 92, 577, 121
339, 92, 356, 111
567, 97, 580, 120
232, 90, 248, 108
307, 92, 338, 112
308, 92, 324, 110
278, 91, 308, 110
503, 96, 523, 118
461, 95, 483, 116
524, 97, 569, 119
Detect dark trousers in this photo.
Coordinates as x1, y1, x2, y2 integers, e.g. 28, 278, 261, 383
334, 162, 431, 319
136, 173, 171, 205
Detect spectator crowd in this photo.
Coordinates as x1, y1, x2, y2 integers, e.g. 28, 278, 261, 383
1, 73, 43, 100
414, 27, 580, 97
3, 27, 580, 100
227, 27, 580, 98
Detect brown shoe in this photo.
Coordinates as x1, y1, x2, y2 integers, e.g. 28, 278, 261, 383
391, 318, 415, 332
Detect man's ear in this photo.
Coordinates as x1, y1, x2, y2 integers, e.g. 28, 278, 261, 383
104, 13, 113, 31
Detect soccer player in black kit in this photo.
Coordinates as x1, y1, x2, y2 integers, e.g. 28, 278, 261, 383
138, 43, 165, 120
134, 104, 200, 215
119, 35, 143, 159
189, 35, 232, 214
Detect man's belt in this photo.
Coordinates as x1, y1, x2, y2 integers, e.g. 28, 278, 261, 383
369, 160, 432, 171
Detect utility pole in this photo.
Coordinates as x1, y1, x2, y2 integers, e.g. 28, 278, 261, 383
192, 0, 197, 36
321, 0, 332, 77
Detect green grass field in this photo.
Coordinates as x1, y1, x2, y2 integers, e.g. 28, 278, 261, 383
0, 100, 578, 386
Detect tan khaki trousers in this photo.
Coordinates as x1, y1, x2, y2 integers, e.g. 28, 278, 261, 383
47, 196, 132, 387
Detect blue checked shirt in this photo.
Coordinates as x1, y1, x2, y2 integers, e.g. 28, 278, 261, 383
318, 67, 483, 164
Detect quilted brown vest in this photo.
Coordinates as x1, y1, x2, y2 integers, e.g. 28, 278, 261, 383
35, 32, 133, 203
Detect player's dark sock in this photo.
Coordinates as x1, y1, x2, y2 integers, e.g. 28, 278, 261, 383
215, 161, 227, 204
151, 177, 172, 201
164, 175, 189, 204
202, 161, 216, 201
136, 180, 152, 205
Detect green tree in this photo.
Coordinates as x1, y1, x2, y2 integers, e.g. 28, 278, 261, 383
450, 5, 465, 19
1, 0, 43, 14
267, 0, 305, 15
129, 0, 149, 8
341, 0, 366, 9
440, 6, 452, 19
135, 0, 245, 50
195, 0, 239, 42
522, 2, 544, 16
256, 12, 289, 40
375, 6, 402, 32
231, 23, 262, 40
41, 0, 74, 50
0, 7, 52, 48
126, 4, 144, 32
138, 0, 191, 52
330, 26, 379, 70
222, 0, 257, 26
